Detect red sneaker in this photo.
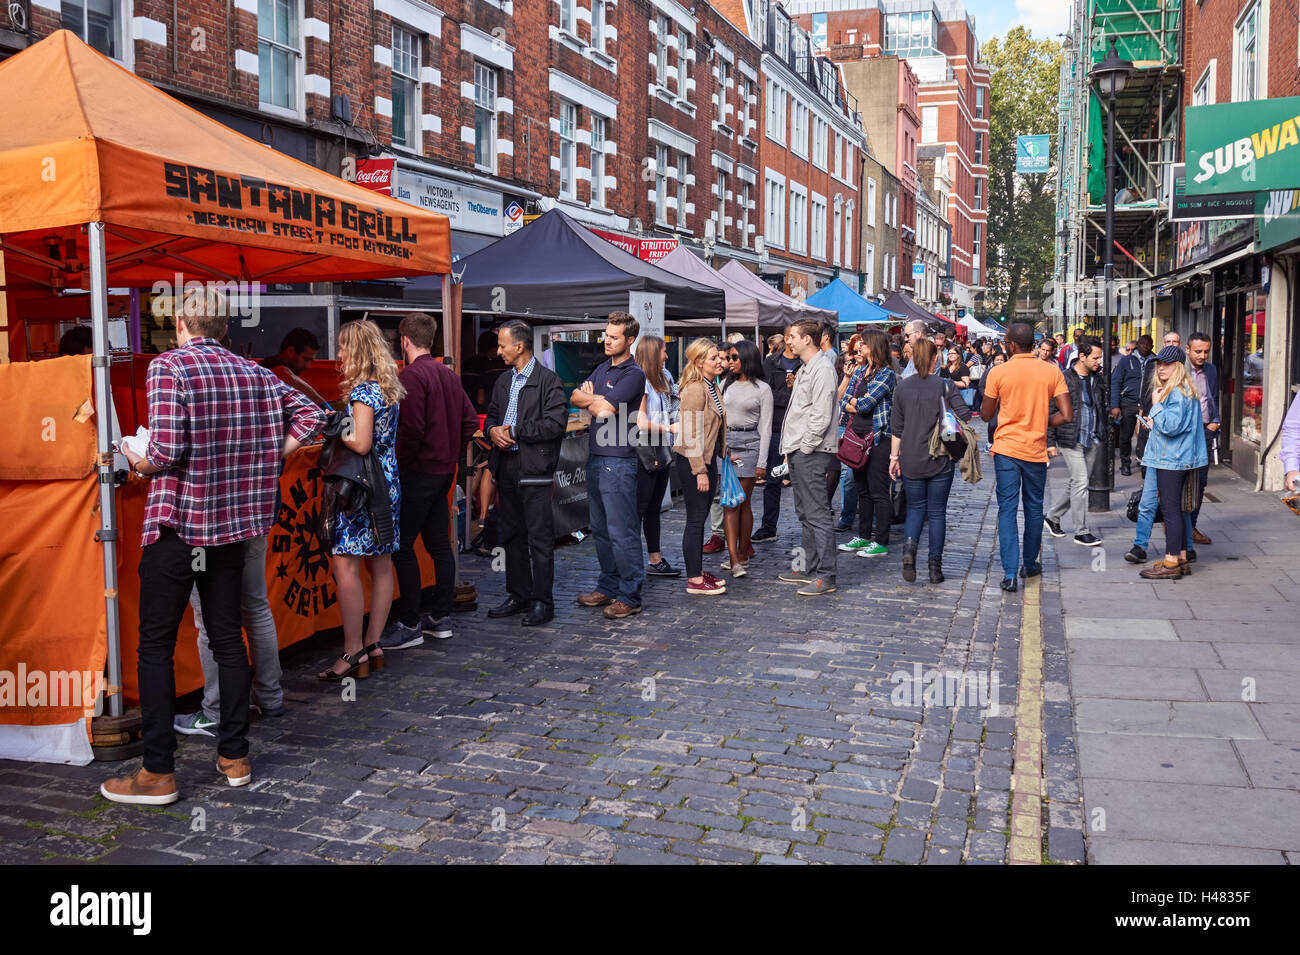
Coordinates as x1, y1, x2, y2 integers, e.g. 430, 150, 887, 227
702, 535, 725, 554
688, 575, 726, 596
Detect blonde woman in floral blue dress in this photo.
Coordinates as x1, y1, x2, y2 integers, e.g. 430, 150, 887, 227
319, 320, 405, 681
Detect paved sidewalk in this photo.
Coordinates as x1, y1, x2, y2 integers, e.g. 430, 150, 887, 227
0, 454, 1083, 865
1045, 458, 1300, 864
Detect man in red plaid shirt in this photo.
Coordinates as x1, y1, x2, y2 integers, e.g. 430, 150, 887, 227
103, 288, 326, 805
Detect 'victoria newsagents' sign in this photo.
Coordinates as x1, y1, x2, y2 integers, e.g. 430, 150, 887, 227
392, 169, 504, 236
1185, 96, 1300, 195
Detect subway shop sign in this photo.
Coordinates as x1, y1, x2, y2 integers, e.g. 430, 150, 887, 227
1185, 96, 1300, 195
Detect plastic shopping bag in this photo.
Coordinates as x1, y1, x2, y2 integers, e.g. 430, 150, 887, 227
718, 455, 747, 508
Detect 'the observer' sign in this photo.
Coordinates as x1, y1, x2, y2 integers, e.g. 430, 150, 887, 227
1185, 96, 1300, 195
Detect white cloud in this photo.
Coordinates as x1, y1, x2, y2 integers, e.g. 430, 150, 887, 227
1013, 0, 1072, 39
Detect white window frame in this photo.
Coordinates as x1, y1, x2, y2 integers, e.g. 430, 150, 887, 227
1232, 0, 1263, 102
655, 15, 671, 87
973, 178, 982, 211
740, 181, 752, 249
716, 169, 728, 244
559, 0, 576, 35
844, 204, 853, 269
921, 106, 938, 144
655, 144, 671, 225
832, 202, 842, 267
258, 0, 304, 117
738, 75, 752, 138
1193, 60, 1217, 106
590, 115, 606, 208
811, 193, 827, 259
677, 152, 689, 229
974, 131, 984, 165
864, 243, 875, 296
791, 101, 809, 159
559, 100, 578, 200
590, 0, 605, 52
789, 182, 808, 255
62, 0, 130, 64
765, 174, 785, 249
765, 80, 786, 145
391, 25, 422, 153
866, 178, 877, 227
677, 27, 690, 101
474, 61, 498, 172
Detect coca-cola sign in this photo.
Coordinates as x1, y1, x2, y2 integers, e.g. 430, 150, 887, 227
355, 159, 394, 195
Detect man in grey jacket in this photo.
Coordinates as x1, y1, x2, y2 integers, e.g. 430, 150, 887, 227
778, 319, 840, 596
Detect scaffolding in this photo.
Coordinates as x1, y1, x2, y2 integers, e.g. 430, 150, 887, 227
1054, 0, 1182, 336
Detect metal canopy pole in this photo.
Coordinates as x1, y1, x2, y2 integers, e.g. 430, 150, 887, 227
88, 222, 123, 718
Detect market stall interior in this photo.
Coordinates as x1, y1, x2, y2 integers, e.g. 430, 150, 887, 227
0, 30, 452, 764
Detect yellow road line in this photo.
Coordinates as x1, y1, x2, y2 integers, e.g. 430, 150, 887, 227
1008, 575, 1044, 865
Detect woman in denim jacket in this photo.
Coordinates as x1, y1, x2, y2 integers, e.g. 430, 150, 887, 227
1138, 346, 1208, 580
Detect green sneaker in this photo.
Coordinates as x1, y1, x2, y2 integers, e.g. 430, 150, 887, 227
857, 542, 888, 557
173, 712, 216, 737
838, 537, 872, 552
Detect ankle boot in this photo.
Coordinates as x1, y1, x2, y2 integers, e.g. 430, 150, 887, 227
928, 558, 944, 584
902, 539, 918, 582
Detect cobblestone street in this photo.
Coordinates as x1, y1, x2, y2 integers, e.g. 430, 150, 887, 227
0, 457, 1089, 865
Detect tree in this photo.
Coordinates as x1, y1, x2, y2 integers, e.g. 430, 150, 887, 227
981, 29, 1062, 323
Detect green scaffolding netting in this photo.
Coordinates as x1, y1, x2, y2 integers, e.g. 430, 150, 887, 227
1085, 0, 1181, 205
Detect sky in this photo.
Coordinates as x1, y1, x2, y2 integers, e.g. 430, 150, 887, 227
966, 0, 1072, 44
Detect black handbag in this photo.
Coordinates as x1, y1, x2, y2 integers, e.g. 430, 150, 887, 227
633, 426, 673, 472
1126, 488, 1163, 524
890, 480, 907, 525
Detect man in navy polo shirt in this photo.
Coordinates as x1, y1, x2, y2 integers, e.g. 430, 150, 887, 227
571, 311, 647, 619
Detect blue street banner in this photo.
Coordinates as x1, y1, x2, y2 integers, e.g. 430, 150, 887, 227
1016, 135, 1050, 174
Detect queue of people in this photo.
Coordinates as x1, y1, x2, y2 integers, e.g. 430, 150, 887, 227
99, 287, 1269, 806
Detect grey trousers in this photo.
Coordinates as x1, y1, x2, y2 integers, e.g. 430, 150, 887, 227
190, 535, 282, 721
1048, 443, 1099, 534
789, 450, 837, 582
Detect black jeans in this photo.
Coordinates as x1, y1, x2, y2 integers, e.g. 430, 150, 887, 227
675, 453, 717, 579
1155, 468, 1189, 555
1117, 403, 1139, 465
854, 440, 892, 547
760, 411, 786, 532
138, 527, 249, 773
393, 470, 455, 626
494, 454, 556, 608
636, 461, 672, 555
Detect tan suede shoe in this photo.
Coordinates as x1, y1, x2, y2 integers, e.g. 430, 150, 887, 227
216, 755, 252, 787
100, 767, 179, 805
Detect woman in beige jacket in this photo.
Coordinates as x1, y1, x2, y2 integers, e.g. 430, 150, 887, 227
673, 338, 730, 596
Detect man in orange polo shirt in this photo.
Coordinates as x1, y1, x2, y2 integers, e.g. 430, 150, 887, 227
981, 323, 1073, 592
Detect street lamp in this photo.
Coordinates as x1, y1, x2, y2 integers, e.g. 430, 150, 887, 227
1089, 40, 1132, 512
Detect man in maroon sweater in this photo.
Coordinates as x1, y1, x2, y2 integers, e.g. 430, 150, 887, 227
381, 313, 479, 649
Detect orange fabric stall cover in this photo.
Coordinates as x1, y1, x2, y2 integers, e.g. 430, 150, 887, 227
0, 31, 449, 289
0, 354, 96, 480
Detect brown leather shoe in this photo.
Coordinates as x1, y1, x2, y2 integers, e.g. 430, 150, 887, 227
603, 600, 642, 619
216, 755, 252, 787
577, 591, 613, 608
1139, 559, 1184, 580
100, 767, 179, 805
1178, 557, 1192, 577
1193, 528, 1212, 546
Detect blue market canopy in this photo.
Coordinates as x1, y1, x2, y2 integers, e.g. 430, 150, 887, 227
805, 278, 902, 326
408, 209, 726, 322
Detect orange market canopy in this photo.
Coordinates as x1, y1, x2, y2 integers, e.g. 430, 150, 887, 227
0, 30, 450, 289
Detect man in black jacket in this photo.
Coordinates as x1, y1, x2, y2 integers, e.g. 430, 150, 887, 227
1045, 337, 1106, 546
754, 334, 802, 541
483, 320, 569, 626
1109, 333, 1151, 475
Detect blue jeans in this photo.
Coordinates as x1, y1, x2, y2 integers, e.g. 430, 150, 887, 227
903, 462, 955, 559
837, 425, 858, 525
587, 454, 643, 607
994, 454, 1047, 580
1134, 465, 1194, 553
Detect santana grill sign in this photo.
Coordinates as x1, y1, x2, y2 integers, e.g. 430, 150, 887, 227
1185, 96, 1300, 195
163, 161, 421, 261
